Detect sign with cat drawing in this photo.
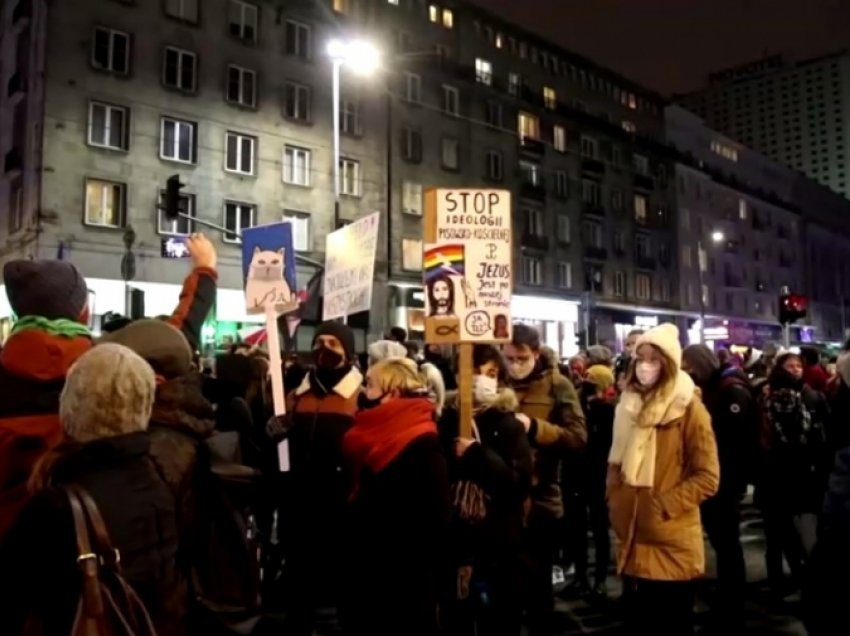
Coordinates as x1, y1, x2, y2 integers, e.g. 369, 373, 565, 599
241, 222, 298, 316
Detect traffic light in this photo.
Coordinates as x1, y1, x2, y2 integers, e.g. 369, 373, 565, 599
164, 175, 185, 220
127, 287, 145, 320
779, 290, 808, 325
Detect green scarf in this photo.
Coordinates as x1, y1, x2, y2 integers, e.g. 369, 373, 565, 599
11, 316, 92, 339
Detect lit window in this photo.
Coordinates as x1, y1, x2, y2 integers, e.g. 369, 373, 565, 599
84, 179, 125, 228
543, 86, 556, 110
634, 194, 648, 224
429, 4, 439, 22
223, 201, 256, 243
553, 125, 566, 152
495, 33, 503, 48
402, 181, 423, 215
442, 8, 453, 28
475, 58, 492, 85
622, 121, 636, 134
518, 111, 540, 140
508, 72, 521, 96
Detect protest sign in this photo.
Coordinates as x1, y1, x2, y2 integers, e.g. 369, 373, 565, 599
323, 212, 380, 321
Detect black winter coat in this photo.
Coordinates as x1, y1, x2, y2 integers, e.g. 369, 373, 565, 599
0, 432, 185, 636
345, 435, 452, 636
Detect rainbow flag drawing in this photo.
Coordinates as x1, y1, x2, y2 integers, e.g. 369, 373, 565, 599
424, 244, 465, 283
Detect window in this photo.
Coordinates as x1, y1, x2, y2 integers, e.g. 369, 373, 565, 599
165, 0, 199, 22
225, 132, 256, 175
485, 101, 502, 128
553, 125, 566, 152
226, 65, 256, 107
554, 171, 568, 198
585, 264, 603, 292
634, 193, 648, 224
613, 231, 626, 254
508, 73, 521, 96
611, 188, 623, 211
8, 178, 23, 234
341, 99, 362, 136
636, 273, 651, 300
635, 234, 652, 259
738, 198, 748, 220
558, 262, 572, 289
87, 101, 129, 151
429, 5, 439, 22
581, 179, 601, 205
622, 121, 636, 135
402, 181, 422, 215
582, 220, 603, 248
475, 58, 492, 85
84, 179, 125, 228
519, 160, 540, 186
518, 111, 540, 140
682, 245, 692, 268
402, 238, 423, 271
441, 137, 459, 170
612, 146, 622, 166
486, 151, 503, 181
543, 86, 556, 110
442, 85, 459, 116
228, 0, 258, 42
285, 20, 311, 59
283, 145, 310, 186
160, 117, 197, 163
580, 135, 598, 158
284, 82, 311, 121
633, 153, 649, 175
333, 0, 352, 13
91, 27, 130, 74
405, 73, 421, 103
340, 158, 361, 196
524, 208, 544, 236
223, 202, 256, 243
442, 8, 453, 28
521, 257, 543, 286
401, 127, 423, 162
158, 191, 195, 235
614, 271, 625, 297
661, 279, 671, 302
556, 215, 570, 244
163, 47, 196, 92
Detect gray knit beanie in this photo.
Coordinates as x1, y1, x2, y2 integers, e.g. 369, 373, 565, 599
3, 259, 88, 321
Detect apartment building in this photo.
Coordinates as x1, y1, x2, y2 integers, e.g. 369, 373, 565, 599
0, 0, 679, 353
680, 52, 850, 200
667, 105, 850, 346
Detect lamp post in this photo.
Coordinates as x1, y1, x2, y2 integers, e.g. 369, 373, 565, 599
697, 230, 725, 345
326, 38, 380, 230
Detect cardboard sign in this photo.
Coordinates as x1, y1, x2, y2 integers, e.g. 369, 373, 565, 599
323, 212, 380, 321
423, 189, 512, 343
241, 222, 298, 316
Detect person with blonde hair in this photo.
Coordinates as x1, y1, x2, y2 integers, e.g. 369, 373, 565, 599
342, 357, 451, 636
606, 323, 719, 634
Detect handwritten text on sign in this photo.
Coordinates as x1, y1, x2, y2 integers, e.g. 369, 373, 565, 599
424, 189, 512, 343
323, 212, 380, 321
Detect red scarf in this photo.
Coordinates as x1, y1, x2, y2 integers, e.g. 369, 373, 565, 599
343, 398, 437, 480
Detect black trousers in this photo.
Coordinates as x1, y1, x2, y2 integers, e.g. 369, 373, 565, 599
701, 494, 746, 622
565, 482, 610, 584
521, 514, 558, 636
762, 503, 807, 590
621, 577, 695, 635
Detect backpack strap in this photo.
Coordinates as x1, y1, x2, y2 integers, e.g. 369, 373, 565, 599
70, 485, 121, 570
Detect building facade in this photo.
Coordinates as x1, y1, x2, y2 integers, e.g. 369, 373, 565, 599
0, 0, 681, 356
680, 52, 850, 200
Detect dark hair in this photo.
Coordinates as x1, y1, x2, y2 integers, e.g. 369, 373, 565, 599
455, 345, 507, 383
427, 274, 455, 315
800, 347, 820, 366
511, 323, 541, 351
389, 326, 407, 343
404, 341, 420, 358
627, 329, 645, 339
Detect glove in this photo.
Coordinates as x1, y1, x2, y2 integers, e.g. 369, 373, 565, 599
265, 414, 291, 441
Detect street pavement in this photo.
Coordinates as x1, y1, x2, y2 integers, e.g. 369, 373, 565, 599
550, 505, 807, 635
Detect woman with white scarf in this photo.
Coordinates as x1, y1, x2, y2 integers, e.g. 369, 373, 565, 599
606, 323, 719, 635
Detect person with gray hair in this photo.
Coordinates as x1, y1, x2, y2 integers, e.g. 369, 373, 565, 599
0, 344, 186, 635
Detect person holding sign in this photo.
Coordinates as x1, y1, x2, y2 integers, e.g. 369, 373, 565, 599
502, 325, 586, 636
273, 321, 362, 636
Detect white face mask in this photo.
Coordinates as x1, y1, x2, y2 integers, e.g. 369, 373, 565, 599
635, 361, 662, 387
508, 359, 536, 381
473, 375, 499, 405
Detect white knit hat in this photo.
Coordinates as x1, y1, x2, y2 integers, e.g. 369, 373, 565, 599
367, 339, 408, 364
635, 323, 682, 369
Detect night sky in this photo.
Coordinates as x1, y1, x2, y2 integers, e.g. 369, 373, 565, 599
470, 0, 850, 95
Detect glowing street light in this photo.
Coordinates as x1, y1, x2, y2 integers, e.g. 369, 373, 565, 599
711, 230, 726, 243
698, 229, 727, 344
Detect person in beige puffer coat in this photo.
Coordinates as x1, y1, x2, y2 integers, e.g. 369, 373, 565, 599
606, 323, 719, 635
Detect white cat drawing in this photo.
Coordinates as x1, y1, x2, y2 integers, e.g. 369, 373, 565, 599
245, 246, 294, 313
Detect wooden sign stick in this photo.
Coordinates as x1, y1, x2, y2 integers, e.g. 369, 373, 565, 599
458, 343, 473, 439
265, 305, 286, 417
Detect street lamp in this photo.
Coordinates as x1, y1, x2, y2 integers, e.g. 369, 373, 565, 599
326, 38, 380, 229
697, 230, 725, 345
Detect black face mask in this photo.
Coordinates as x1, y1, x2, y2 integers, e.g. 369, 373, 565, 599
358, 392, 385, 411
313, 345, 344, 370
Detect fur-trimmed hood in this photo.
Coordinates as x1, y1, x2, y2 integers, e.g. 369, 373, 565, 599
444, 387, 519, 413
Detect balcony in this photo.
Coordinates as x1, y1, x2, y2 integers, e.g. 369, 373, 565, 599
634, 174, 655, 191
584, 246, 607, 260
635, 255, 656, 271
522, 234, 550, 250
518, 135, 545, 157
581, 158, 605, 175
582, 203, 606, 218
4, 147, 22, 175
520, 180, 546, 201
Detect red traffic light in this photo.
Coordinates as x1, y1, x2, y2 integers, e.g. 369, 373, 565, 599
779, 292, 808, 325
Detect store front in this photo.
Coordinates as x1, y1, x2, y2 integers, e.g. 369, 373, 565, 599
688, 319, 816, 350
593, 307, 680, 354
512, 294, 581, 359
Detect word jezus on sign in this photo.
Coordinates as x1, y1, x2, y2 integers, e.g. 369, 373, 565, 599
423, 189, 512, 344
323, 212, 380, 321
